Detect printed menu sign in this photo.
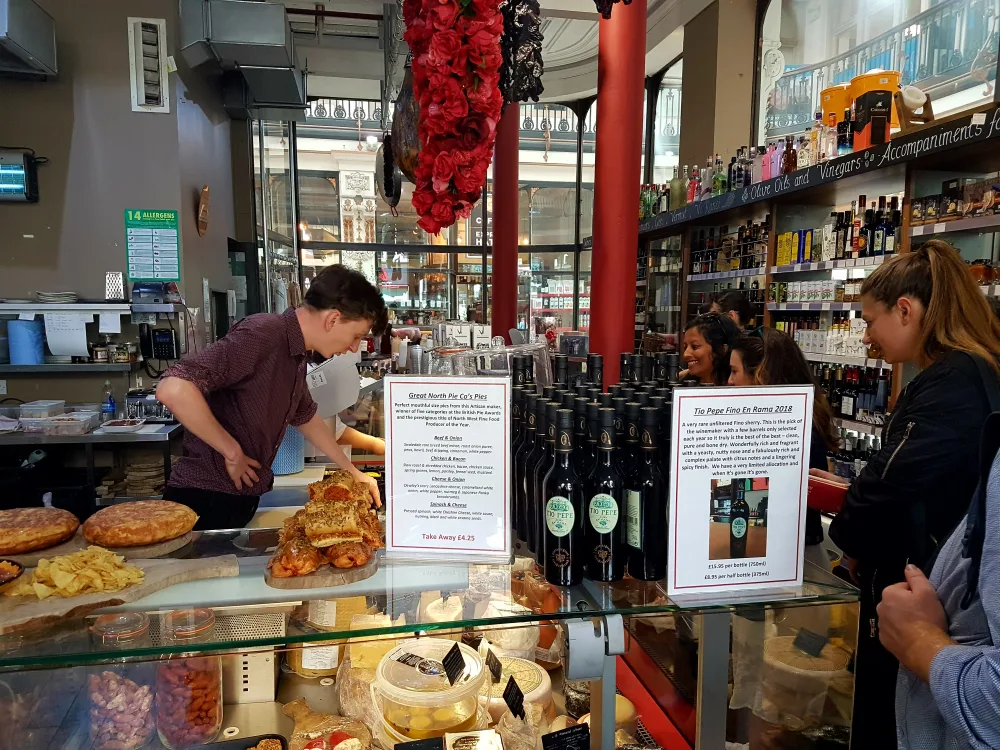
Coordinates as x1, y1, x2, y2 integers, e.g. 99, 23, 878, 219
385, 376, 511, 560
667, 386, 813, 598
125, 209, 180, 282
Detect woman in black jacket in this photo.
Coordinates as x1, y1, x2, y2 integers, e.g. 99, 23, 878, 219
813, 240, 1000, 748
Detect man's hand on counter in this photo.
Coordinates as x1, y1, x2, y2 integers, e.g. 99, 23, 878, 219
353, 468, 381, 507
225, 445, 262, 490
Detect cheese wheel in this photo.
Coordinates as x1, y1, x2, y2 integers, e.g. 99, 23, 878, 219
478, 656, 552, 724
425, 595, 464, 641
576, 695, 637, 734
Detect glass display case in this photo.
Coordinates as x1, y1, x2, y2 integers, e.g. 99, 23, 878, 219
0, 529, 858, 750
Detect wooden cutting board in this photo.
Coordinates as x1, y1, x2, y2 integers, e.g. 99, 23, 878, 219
264, 553, 379, 589
7, 529, 196, 567
0, 554, 239, 635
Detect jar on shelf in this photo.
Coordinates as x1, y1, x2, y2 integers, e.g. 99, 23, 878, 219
155, 609, 223, 749
89, 612, 157, 750
970, 259, 993, 286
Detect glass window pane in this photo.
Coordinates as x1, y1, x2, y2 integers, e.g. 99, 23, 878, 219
581, 101, 596, 239
653, 59, 682, 185
298, 99, 482, 245
524, 250, 576, 343
519, 104, 580, 244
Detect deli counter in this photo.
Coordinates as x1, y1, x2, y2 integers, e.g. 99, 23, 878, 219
0, 527, 859, 750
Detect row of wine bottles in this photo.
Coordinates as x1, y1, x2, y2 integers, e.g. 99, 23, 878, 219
509, 351, 683, 586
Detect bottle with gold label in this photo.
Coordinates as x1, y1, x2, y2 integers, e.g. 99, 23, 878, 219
585, 408, 625, 582
625, 408, 668, 581
543, 409, 585, 586
532, 401, 560, 559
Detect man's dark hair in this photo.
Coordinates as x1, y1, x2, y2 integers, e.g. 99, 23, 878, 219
305, 264, 388, 335
716, 290, 754, 329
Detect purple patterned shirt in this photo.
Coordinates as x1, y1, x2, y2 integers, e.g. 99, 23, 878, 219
162, 308, 317, 495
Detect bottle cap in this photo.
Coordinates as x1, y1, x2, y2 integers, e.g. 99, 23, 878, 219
555, 409, 573, 430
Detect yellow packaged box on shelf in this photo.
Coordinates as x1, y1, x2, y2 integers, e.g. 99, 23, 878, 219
803, 229, 813, 262
776, 233, 789, 266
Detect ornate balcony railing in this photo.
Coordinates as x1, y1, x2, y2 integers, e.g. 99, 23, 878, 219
764, 0, 1000, 138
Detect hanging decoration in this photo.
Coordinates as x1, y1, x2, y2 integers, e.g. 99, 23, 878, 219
402, 0, 504, 234
499, 0, 544, 108
593, 0, 632, 20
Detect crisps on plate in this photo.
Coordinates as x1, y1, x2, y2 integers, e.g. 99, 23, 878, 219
2, 546, 144, 600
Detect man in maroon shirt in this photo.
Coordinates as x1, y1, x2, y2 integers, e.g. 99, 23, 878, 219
156, 265, 387, 529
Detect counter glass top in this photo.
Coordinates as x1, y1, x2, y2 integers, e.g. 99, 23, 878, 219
0, 529, 857, 669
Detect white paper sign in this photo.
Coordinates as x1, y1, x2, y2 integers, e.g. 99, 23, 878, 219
43, 313, 92, 357
98, 312, 122, 334
384, 375, 511, 560
667, 385, 814, 598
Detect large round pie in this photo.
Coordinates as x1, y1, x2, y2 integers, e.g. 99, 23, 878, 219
0, 507, 80, 555
82, 500, 198, 548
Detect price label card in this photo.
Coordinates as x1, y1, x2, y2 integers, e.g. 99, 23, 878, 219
668, 386, 814, 598
385, 376, 511, 560
542, 724, 591, 750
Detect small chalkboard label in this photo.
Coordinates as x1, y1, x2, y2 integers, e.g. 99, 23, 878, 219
486, 648, 502, 683
503, 675, 525, 719
541, 723, 591, 750
442, 641, 466, 686
396, 739, 444, 750
792, 628, 830, 658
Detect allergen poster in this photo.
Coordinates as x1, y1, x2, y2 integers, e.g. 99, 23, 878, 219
667, 385, 813, 598
384, 376, 510, 560
125, 209, 180, 282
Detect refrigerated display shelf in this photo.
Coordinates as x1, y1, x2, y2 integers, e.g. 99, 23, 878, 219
768, 302, 862, 311
686, 267, 766, 282
770, 255, 888, 274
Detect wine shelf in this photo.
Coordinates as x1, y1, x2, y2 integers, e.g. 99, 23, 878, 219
833, 417, 882, 435
802, 352, 889, 369
910, 214, 1000, 237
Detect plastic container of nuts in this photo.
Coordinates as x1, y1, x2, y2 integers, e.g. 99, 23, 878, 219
155, 609, 223, 749
88, 612, 157, 750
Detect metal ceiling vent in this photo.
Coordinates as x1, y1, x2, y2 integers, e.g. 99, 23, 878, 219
127, 17, 170, 113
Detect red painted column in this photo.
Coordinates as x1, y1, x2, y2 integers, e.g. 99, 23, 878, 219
491, 102, 519, 342
589, 0, 646, 386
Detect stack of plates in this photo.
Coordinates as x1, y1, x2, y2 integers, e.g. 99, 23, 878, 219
123, 448, 178, 498
36, 291, 79, 303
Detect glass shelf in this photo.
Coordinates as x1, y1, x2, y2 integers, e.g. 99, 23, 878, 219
0, 529, 857, 670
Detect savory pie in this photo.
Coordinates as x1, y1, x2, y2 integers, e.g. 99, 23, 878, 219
82, 500, 198, 548
0, 507, 80, 555
301, 501, 362, 547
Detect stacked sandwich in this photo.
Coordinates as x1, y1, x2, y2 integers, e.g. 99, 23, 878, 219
268, 471, 383, 578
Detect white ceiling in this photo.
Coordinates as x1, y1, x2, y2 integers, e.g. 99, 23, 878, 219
277, 0, 707, 101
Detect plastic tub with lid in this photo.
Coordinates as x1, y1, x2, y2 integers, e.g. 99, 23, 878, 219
20, 400, 66, 418
372, 638, 487, 742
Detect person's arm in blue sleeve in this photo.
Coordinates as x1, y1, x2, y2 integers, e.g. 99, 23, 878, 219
927, 461, 1000, 749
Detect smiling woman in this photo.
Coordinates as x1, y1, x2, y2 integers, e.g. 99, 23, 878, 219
681, 312, 740, 385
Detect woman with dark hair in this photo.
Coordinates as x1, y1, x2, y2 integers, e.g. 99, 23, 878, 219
729, 328, 838, 567
681, 312, 740, 385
